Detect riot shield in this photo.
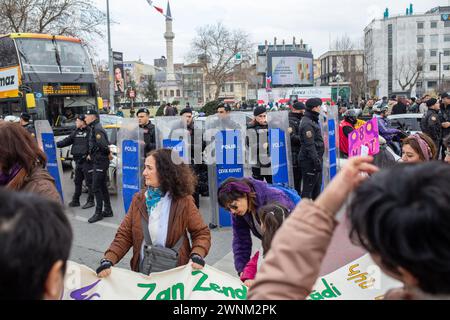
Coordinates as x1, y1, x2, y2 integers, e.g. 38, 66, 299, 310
320, 105, 340, 188
267, 111, 294, 188
117, 118, 144, 217
204, 113, 247, 228
155, 116, 190, 164
35, 120, 65, 202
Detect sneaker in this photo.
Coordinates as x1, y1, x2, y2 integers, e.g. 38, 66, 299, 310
82, 200, 95, 210
68, 201, 80, 208
102, 210, 114, 218
88, 213, 103, 224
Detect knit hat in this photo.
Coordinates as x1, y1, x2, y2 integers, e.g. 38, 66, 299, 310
305, 98, 322, 110
253, 106, 267, 116
426, 98, 438, 107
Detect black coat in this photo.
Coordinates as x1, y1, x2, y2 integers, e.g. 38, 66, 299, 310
247, 121, 271, 168
88, 120, 110, 163
56, 127, 89, 161
140, 121, 156, 156
421, 109, 442, 147
439, 105, 450, 140
298, 110, 324, 163
288, 112, 303, 166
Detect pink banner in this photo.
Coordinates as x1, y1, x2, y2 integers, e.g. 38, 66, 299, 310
348, 118, 380, 157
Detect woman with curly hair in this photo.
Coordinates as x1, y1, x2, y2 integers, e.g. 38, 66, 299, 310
96, 149, 211, 276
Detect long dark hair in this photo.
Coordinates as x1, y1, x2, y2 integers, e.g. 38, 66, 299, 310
0, 122, 47, 174
257, 203, 289, 256
148, 149, 197, 201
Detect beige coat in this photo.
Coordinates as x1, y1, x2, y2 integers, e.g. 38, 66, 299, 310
248, 200, 338, 300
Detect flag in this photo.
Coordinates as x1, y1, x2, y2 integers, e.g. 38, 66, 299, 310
153, 6, 164, 15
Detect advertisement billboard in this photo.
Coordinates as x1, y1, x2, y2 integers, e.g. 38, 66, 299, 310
257, 87, 332, 105
113, 51, 125, 97
271, 56, 313, 86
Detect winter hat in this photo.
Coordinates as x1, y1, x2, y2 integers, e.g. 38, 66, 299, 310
305, 98, 322, 110
253, 106, 267, 117
426, 98, 438, 107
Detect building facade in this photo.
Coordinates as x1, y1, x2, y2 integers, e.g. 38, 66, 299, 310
365, 6, 450, 98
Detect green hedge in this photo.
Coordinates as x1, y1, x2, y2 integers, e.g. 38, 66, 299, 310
200, 100, 220, 117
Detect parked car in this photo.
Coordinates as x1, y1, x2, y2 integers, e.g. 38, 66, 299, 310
387, 113, 423, 135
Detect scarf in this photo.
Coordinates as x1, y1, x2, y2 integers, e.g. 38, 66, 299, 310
145, 187, 163, 214
0, 164, 22, 186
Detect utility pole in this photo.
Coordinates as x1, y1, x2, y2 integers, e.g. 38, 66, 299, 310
439, 51, 443, 91
107, 0, 115, 113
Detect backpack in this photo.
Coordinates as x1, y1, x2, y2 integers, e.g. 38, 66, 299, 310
271, 183, 301, 205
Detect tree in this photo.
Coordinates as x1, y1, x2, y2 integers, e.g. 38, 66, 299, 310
143, 75, 158, 103
332, 35, 365, 102
189, 22, 253, 100
0, 0, 106, 45
396, 54, 424, 95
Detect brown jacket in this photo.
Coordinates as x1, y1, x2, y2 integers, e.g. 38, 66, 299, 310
6, 166, 62, 204
105, 191, 211, 272
248, 200, 338, 300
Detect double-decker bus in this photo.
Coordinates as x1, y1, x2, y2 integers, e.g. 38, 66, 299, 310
0, 33, 102, 135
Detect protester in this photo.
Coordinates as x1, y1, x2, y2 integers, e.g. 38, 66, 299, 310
408, 97, 419, 113
362, 99, 374, 117
339, 109, 358, 158
391, 99, 407, 115
0, 189, 72, 300
401, 133, 437, 163
217, 177, 295, 276
96, 149, 211, 277
247, 106, 272, 183
240, 203, 289, 288
164, 103, 177, 116
442, 134, 450, 164
419, 95, 431, 114
0, 122, 61, 203
373, 105, 403, 155
421, 98, 442, 151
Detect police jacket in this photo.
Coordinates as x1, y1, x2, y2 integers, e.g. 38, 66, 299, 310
298, 110, 324, 163
439, 104, 450, 139
23, 122, 36, 138
88, 119, 111, 163
421, 109, 442, 145
288, 112, 303, 156
56, 127, 89, 161
140, 121, 156, 156
247, 120, 271, 168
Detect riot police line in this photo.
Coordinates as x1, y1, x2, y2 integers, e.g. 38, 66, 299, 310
39, 99, 340, 228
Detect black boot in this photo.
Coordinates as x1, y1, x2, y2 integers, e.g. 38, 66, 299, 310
82, 197, 95, 210
102, 207, 114, 218
88, 211, 103, 223
68, 199, 80, 207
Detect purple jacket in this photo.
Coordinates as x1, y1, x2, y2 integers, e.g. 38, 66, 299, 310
232, 178, 295, 274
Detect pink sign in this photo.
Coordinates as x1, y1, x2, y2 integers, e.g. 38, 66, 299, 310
348, 118, 380, 157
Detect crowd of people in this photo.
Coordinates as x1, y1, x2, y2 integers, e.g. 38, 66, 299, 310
0, 93, 449, 300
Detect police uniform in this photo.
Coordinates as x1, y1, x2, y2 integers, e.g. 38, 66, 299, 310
20, 113, 36, 138
136, 108, 157, 157
288, 102, 305, 194
86, 110, 113, 223
439, 94, 450, 159
247, 106, 272, 184
421, 99, 442, 150
298, 98, 324, 200
57, 116, 93, 208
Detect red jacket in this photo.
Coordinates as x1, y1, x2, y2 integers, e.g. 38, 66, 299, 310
339, 120, 355, 155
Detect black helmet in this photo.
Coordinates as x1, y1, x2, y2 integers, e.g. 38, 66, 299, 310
344, 109, 358, 125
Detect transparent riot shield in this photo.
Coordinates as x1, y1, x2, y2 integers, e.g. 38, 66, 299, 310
204, 113, 247, 228
35, 120, 65, 202
320, 105, 340, 188
268, 111, 294, 188
117, 118, 143, 217
155, 116, 190, 164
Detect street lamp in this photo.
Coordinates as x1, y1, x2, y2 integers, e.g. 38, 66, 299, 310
106, 0, 115, 113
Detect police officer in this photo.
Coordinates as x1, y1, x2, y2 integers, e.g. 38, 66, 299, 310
56, 115, 94, 209
298, 98, 324, 200
85, 109, 113, 223
439, 93, 450, 160
288, 101, 306, 193
247, 106, 272, 183
136, 108, 156, 156
421, 98, 442, 151
19, 112, 36, 138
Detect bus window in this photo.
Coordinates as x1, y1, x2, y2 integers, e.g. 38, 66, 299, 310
0, 38, 19, 68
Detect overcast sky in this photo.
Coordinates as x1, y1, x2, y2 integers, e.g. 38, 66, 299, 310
92, 0, 445, 64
